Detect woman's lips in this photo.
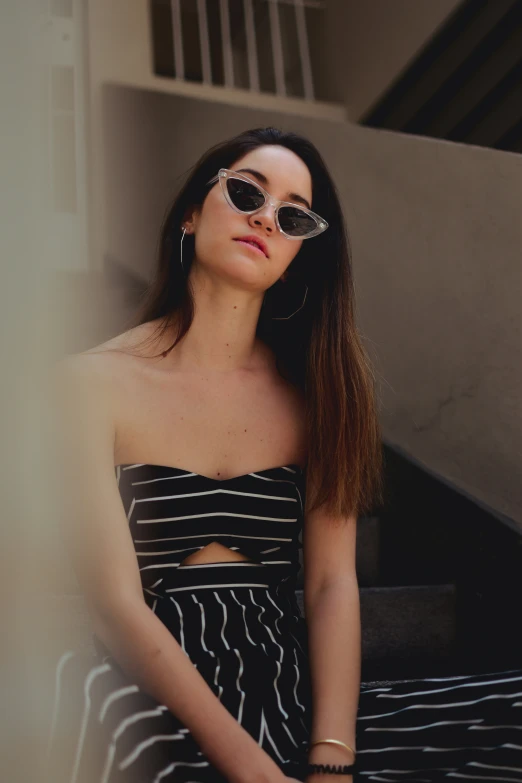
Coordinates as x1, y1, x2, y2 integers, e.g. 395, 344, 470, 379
234, 239, 266, 257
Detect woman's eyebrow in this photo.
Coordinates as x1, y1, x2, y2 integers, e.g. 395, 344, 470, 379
236, 167, 311, 210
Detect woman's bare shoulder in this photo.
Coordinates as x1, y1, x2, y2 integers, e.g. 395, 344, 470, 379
82, 320, 162, 358
61, 320, 162, 368
52, 320, 163, 398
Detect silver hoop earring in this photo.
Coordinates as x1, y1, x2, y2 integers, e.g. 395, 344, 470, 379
271, 284, 309, 319
180, 227, 187, 274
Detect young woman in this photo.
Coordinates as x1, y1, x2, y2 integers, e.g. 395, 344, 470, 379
46, 127, 522, 783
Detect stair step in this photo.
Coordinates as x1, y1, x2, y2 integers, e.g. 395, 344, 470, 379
296, 583, 456, 661
355, 516, 381, 586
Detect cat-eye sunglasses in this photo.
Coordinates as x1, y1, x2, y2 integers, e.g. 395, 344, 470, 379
206, 168, 328, 240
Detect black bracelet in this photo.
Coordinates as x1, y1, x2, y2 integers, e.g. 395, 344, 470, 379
306, 762, 355, 775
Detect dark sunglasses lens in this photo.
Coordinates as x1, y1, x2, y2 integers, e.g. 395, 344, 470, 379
278, 206, 317, 237
226, 178, 265, 212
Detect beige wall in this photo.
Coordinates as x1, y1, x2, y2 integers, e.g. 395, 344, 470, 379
98, 86, 522, 526
321, 0, 463, 120
347, 127, 521, 525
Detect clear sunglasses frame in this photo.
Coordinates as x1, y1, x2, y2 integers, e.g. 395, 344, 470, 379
206, 168, 329, 240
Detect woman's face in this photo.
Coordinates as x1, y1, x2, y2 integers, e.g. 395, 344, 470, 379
185, 145, 313, 291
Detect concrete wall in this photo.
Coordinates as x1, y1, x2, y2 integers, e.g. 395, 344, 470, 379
321, 0, 464, 120
98, 86, 522, 526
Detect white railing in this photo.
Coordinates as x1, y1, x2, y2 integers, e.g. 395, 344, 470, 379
152, 0, 326, 101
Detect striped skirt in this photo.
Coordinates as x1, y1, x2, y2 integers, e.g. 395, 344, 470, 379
45, 563, 313, 783
44, 566, 522, 782
356, 668, 522, 782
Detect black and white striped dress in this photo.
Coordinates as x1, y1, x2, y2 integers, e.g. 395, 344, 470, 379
45, 463, 522, 783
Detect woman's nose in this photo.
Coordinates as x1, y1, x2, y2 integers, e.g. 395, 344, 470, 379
248, 207, 275, 233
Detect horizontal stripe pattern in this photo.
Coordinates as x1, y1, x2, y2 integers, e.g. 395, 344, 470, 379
116, 464, 305, 597
356, 668, 522, 781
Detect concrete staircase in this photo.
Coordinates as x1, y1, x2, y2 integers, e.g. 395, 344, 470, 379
296, 442, 522, 685
295, 515, 458, 683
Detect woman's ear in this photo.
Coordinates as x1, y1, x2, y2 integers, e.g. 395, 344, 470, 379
181, 205, 199, 234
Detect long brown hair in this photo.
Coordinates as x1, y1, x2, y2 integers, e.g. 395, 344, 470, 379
122, 127, 384, 520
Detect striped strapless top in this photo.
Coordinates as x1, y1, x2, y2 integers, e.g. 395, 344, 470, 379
114, 462, 306, 601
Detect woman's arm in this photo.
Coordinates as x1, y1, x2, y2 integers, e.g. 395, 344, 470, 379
50, 355, 287, 783
302, 508, 360, 780
91, 587, 284, 783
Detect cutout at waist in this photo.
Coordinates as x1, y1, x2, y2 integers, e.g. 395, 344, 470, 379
179, 542, 253, 567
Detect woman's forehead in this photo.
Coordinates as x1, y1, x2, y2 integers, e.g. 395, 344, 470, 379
231, 147, 312, 197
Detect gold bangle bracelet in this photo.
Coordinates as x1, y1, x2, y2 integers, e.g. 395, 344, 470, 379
310, 739, 356, 759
